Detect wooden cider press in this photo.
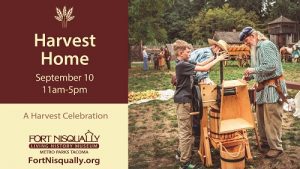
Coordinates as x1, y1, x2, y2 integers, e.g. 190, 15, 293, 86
194, 60, 260, 169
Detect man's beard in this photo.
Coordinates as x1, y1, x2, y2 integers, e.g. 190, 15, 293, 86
250, 45, 256, 67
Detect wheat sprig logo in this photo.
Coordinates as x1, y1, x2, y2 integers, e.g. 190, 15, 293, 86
55, 6, 75, 28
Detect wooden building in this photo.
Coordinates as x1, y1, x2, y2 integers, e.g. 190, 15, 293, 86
268, 16, 299, 48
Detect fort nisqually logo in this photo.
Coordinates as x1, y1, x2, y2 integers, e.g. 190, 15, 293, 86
29, 130, 100, 149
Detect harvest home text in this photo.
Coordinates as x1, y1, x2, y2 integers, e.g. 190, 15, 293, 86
34, 34, 96, 65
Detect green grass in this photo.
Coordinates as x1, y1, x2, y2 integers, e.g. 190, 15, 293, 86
152, 113, 162, 121
155, 123, 164, 129
170, 120, 178, 128
129, 61, 300, 96
128, 62, 175, 92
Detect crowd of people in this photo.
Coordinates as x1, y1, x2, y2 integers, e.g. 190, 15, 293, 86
142, 46, 171, 71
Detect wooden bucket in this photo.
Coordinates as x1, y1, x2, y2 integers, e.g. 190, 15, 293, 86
209, 105, 235, 139
220, 142, 245, 169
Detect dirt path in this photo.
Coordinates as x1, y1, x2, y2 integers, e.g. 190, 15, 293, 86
129, 100, 300, 169
250, 112, 300, 169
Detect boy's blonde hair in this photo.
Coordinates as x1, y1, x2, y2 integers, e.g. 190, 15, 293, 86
172, 40, 191, 57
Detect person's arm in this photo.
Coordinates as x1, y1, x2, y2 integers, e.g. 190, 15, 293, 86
196, 56, 214, 66
194, 53, 227, 72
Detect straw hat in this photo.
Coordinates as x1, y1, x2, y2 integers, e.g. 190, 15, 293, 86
208, 39, 229, 52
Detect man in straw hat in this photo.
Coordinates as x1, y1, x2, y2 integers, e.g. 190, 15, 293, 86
188, 39, 229, 85
240, 26, 287, 158
172, 39, 228, 169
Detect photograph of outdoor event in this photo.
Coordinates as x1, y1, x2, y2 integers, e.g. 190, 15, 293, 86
129, 1, 300, 169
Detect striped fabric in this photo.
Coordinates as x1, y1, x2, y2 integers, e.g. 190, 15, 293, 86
253, 40, 288, 104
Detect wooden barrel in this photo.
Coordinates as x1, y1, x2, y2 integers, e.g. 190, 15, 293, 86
209, 105, 235, 139
220, 142, 245, 169
209, 105, 220, 139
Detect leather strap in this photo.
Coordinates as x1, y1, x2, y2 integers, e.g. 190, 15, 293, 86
256, 75, 287, 103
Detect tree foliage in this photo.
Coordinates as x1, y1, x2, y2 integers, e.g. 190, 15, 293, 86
163, 0, 205, 42
187, 4, 259, 43
128, 0, 173, 45
128, 0, 300, 45
227, 0, 267, 20
268, 0, 300, 23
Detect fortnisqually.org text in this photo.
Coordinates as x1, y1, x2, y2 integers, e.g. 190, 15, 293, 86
28, 157, 100, 165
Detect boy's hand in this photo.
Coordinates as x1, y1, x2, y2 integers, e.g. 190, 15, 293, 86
217, 53, 229, 61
